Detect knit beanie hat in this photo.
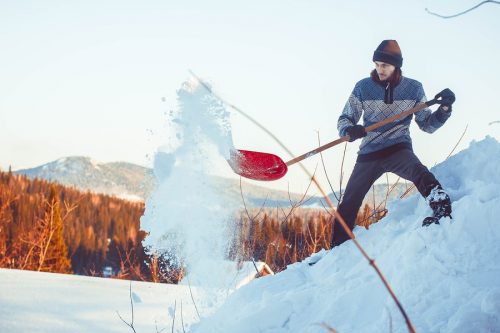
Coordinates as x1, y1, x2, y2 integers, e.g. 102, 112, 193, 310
373, 40, 403, 68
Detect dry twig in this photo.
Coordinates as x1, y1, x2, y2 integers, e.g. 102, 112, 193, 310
187, 277, 201, 321
171, 300, 177, 333
400, 124, 468, 199
319, 322, 338, 333
116, 281, 137, 333
317, 131, 341, 203
180, 301, 186, 333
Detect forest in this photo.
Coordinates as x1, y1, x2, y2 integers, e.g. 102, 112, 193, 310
0, 169, 382, 281
0, 169, 150, 278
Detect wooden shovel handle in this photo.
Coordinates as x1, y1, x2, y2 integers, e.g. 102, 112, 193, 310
285, 100, 437, 167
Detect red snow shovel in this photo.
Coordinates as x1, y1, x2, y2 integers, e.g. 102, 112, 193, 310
229, 99, 440, 181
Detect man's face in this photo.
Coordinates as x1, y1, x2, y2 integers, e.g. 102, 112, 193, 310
374, 61, 396, 81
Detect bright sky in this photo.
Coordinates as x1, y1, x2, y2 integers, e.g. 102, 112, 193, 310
1, 0, 499, 193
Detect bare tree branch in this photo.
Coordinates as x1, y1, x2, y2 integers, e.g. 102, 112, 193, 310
239, 177, 268, 223
278, 168, 316, 223
426, 1, 500, 18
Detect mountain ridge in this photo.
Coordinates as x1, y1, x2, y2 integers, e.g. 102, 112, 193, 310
15, 156, 154, 202
14, 156, 314, 204
14, 156, 415, 207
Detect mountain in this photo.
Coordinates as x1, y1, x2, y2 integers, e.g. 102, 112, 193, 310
15, 156, 155, 202
13, 156, 316, 205
14, 156, 414, 207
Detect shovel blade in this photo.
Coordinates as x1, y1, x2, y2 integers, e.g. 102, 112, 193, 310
228, 149, 288, 181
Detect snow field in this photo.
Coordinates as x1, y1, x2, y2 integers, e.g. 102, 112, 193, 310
0, 268, 226, 333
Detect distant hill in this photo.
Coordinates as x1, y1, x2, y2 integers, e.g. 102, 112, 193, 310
15, 156, 155, 202
15, 156, 416, 207
14, 157, 314, 205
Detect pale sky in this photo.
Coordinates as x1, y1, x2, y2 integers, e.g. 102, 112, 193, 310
1, 0, 499, 193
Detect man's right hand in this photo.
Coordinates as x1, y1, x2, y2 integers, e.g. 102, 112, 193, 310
346, 125, 367, 142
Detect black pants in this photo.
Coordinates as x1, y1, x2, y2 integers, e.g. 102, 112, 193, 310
331, 148, 440, 247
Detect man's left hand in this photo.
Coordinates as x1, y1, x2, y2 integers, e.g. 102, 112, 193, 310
435, 88, 456, 108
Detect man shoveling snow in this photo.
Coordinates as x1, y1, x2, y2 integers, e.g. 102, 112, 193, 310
331, 39, 456, 247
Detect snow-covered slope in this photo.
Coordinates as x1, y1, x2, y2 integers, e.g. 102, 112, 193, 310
190, 136, 500, 333
2, 138, 499, 333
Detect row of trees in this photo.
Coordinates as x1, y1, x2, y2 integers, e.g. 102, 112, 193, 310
230, 204, 385, 273
0, 169, 150, 278
0, 168, 386, 281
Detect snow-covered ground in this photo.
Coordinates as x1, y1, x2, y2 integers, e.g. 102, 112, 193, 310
0, 268, 226, 333
2, 137, 499, 333
3, 74, 499, 333
189, 137, 500, 333
139, 79, 500, 332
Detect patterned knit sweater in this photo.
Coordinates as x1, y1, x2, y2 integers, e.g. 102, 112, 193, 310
338, 76, 451, 156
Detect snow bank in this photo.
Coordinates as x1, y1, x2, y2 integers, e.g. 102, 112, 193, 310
191, 136, 500, 333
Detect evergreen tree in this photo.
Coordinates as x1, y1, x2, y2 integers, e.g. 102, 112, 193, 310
7, 165, 13, 183
38, 185, 72, 273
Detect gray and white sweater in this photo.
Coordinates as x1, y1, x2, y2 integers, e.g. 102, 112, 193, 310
338, 76, 451, 156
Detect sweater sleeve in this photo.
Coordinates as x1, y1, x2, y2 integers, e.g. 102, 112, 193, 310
414, 83, 451, 134
338, 82, 363, 137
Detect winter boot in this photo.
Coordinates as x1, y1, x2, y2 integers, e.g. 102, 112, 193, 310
422, 187, 452, 226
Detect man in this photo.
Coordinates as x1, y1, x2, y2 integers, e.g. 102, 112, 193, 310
332, 40, 455, 248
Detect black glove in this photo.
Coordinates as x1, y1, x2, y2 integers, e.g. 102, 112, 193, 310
435, 88, 455, 107
346, 125, 367, 142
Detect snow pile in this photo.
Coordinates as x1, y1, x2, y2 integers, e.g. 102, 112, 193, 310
191, 136, 500, 333
141, 79, 238, 287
